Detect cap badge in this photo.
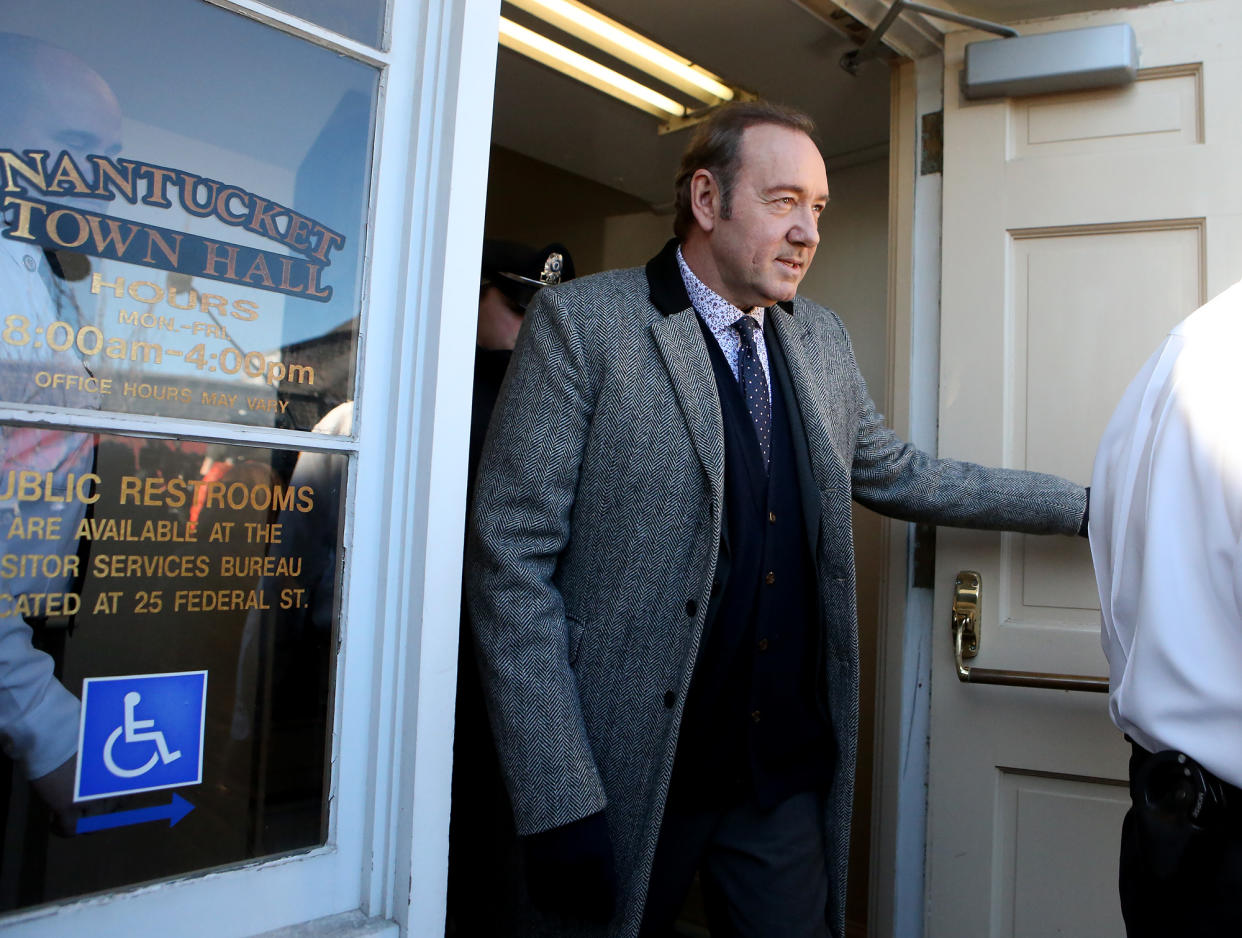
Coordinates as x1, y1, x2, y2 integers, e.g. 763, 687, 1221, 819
540, 252, 564, 286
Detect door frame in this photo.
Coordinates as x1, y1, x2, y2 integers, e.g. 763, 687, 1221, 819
867, 51, 944, 938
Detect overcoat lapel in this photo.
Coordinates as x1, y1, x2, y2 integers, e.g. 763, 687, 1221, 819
769, 303, 850, 551
646, 239, 726, 520
651, 311, 725, 514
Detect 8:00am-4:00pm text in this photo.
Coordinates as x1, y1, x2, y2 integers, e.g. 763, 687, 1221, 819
2, 313, 315, 387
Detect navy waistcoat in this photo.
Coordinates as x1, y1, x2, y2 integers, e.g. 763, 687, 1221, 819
670, 315, 834, 811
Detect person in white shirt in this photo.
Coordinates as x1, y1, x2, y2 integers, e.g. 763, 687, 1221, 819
0, 31, 122, 830
1090, 277, 1242, 937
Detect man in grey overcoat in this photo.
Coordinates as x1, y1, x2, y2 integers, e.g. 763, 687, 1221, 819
466, 101, 1087, 938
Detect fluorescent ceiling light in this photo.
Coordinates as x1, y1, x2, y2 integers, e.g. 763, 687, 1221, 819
499, 17, 687, 118
507, 0, 734, 105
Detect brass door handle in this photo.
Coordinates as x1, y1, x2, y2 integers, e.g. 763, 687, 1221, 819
952, 571, 1109, 693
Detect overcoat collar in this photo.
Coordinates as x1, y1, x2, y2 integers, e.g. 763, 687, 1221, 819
645, 237, 796, 321
646, 238, 692, 317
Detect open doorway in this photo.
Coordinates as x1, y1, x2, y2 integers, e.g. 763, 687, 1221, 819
456, 2, 892, 934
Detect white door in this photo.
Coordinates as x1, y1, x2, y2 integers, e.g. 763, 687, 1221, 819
926, 1, 1242, 935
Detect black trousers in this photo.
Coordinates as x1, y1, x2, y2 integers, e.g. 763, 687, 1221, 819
1120, 743, 1242, 938
639, 790, 829, 938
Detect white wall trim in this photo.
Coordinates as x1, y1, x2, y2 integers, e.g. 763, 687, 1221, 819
369, 0, 501, 933
869, 51, 944, 938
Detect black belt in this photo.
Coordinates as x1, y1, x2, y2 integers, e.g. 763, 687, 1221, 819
1128, 739, 1242, 831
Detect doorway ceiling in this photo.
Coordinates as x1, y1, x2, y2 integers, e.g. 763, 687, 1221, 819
488, 0, 1163, 207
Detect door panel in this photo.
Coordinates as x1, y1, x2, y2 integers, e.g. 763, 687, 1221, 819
927, 2, 1242, 935
996, 772, 1129, 938
1012, 64, 1202, 158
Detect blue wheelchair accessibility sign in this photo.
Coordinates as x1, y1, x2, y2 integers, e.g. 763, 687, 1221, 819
75, 671, 208, 802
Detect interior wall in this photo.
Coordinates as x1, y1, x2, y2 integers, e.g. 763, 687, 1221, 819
481, 149, 890, 937
801, 157, 890, 398
484, 145, 650, 275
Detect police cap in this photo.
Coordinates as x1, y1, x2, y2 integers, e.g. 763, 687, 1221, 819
481, 239, 575, 312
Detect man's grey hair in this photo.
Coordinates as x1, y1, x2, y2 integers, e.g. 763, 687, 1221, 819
672, 100, 819, 240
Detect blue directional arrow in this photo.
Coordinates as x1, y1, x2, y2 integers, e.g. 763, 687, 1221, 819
75, 793, 195, 834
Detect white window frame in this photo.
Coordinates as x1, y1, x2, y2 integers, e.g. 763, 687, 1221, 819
0, 0, 498, 934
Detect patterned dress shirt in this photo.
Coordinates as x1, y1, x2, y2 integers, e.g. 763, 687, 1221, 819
676, 246, 772, 397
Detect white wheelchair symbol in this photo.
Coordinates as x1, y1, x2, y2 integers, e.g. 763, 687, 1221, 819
103, 691, 182, 779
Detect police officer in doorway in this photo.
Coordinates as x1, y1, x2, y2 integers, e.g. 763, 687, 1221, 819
1091, 278, 1242, 937
447, 239, 574, 936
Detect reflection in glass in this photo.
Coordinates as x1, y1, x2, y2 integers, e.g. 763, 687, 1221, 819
0, 429, 346, 911
0, 2, 377, 433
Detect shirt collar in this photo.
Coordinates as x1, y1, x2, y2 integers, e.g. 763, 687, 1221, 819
675, 245, 764, 333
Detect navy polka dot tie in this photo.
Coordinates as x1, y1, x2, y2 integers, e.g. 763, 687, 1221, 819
732, 315, 771, 469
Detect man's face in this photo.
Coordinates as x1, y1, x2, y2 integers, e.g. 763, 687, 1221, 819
12, 51, 123, 164
706, 124, 828, 309
476, 284, 524, 351
4, 49, 122, 220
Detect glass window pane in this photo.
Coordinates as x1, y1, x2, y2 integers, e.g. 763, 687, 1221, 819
1, 1, 377, 433
263, 0, 386, 48
0, 426, 347, 910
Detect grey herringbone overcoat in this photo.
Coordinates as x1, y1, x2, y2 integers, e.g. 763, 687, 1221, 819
466, 242, 1086, 938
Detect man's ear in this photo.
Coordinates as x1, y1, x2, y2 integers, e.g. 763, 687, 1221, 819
689, 169, 719, 233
